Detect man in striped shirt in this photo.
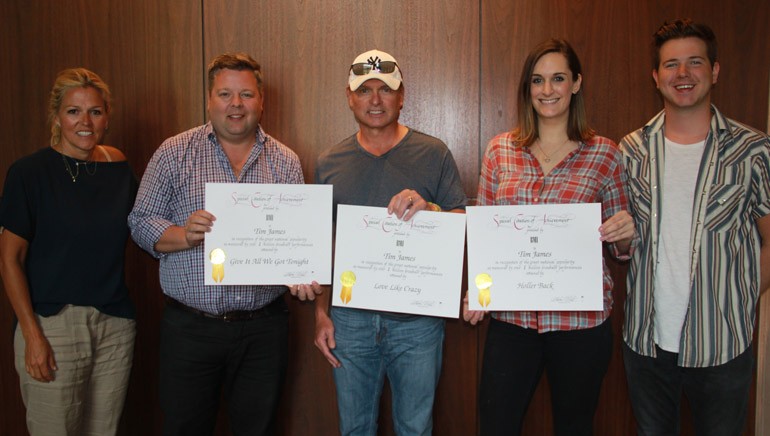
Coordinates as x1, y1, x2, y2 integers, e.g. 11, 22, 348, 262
620, 19, 770, 435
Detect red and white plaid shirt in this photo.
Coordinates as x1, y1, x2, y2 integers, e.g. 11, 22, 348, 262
477, 132, 629, 332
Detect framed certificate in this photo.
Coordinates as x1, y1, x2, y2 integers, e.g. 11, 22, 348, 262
467, 203, 603, 311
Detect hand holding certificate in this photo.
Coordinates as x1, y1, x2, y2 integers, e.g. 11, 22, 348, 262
204, 183, 332, 285
332, 205, 466, 318
466, 203, 603, 311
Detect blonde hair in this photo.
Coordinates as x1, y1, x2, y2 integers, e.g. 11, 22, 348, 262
48, 68, 112, 146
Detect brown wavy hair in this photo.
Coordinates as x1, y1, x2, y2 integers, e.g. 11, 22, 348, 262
512, 38, 594, 147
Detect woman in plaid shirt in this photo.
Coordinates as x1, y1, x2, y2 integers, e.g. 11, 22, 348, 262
464, 39, 634, 436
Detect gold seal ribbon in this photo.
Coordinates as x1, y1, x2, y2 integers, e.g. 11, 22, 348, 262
210, 248, 226, 283
339, 271, 356, 304
475, 273, 492, 308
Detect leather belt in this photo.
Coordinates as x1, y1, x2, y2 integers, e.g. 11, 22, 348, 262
164, 296, 282, 322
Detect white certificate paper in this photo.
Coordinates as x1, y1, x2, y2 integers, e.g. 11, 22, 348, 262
332, 205, 466, 318
466, 203, 603, 311
204, 183, 332, 285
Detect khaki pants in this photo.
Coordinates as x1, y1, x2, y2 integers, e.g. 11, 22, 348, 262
14, 305, 136, 436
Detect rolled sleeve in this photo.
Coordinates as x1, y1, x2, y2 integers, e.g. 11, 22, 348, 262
600, 146, 632, 260
751, 137, 770, 219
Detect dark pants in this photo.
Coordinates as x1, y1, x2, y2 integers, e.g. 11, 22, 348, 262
479, 318, 612, 436
158, 298, 289, 436
623, 343, 753, 436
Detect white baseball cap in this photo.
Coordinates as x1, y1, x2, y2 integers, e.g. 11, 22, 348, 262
348, 49, 403, 91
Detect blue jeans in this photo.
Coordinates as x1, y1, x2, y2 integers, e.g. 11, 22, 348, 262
331, 307, 445, 436
623, 342, 753, 436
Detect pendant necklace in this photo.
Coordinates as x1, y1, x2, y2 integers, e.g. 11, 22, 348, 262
536, 138, 571, 163
61, 152, 97, 183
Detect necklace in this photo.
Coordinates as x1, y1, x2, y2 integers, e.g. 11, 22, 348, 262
61, 152, 97, 183
536, 138, 571, 163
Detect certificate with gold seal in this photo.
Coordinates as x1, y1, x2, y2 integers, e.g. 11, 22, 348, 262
204, 183, 332, 285
466, 203, 603, 311
332, 205, 466, 318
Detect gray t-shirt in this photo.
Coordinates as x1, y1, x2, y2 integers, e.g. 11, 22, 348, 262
316, 128, 467, 218
315, 128, 467, 318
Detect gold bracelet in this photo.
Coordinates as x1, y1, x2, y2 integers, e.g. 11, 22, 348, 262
427, 202, 441, 212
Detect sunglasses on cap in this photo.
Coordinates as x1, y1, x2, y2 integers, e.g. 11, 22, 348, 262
350, 60, 399, 76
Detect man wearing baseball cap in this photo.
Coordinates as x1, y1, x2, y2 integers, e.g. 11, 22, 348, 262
313, 49, 467, 435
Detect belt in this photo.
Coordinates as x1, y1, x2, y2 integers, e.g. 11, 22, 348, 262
164, 296, 284, 322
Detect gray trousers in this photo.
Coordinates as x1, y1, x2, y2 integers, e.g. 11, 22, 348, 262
14, 305, 136, 436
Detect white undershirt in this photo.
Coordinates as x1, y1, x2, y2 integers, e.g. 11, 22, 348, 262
653, 138, 706, 352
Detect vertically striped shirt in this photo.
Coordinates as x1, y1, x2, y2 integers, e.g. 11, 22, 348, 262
477, 132, 629, 332
620, 106, 770, 367
128, 123, 304, 314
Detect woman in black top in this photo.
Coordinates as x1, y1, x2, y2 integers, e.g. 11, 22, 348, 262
0, 68, 136, 435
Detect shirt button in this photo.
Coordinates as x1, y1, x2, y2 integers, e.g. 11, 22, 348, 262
534, 198, 540, 202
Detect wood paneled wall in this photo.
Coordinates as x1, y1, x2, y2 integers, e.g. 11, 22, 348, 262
1, 1, 768, 435
755, 80, 770, 436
